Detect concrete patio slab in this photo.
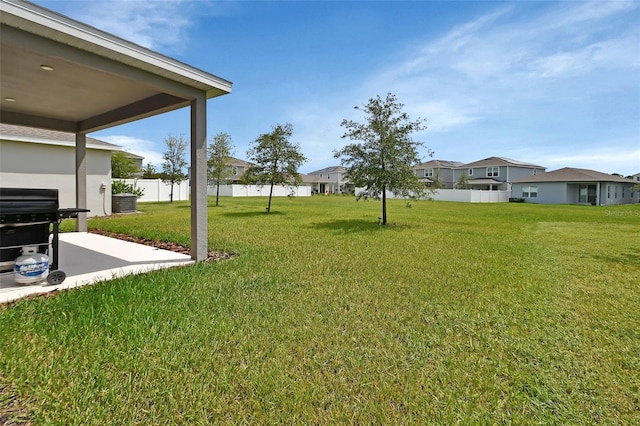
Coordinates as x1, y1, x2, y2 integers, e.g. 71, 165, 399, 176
0, 232, 193, 304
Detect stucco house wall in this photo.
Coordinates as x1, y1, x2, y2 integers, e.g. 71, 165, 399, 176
0, 128, 117, 216
512, 167, 638, 205
601, 182, 637, 205
512, 182, 567, 204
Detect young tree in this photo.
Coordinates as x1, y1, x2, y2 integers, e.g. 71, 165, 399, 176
456, 173, 471, 189
207, 132, 235, 207
244, 123, 307, 213
111, 151, 139, 178
334, 93, 431, 225
430, 171, 444, 191
141, 163, 161, 179
161, 134, 188, 203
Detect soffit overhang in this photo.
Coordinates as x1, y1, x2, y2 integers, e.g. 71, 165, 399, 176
0, 0, 232, 133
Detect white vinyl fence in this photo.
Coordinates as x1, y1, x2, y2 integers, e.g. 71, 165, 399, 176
382, 188, 510, 203
208, 184, 312, 197
114, 179, 190, 202
431, 189, 510, 203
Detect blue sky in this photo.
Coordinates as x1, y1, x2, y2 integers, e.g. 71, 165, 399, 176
35, 1, 640, 176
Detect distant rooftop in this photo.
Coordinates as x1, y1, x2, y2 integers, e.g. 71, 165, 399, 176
308, 165, 346, 174
415, 159, 464, 169
457, 156, 545, 169
513, 167, 635, 184
0, 123, 119, 151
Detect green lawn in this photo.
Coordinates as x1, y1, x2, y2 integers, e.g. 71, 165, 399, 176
1, 197, 639, 424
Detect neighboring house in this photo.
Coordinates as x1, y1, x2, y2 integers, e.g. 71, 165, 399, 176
226, 157, 252, 183
414, 160, 464, 189
512, 167, 638, 205
453, 157, 546, 190
206, 157, 313, 197
304, 166, 350, 194
218, 157, 252, 184
631, 173, 640, 184
1, 123, 121, 216
126, 152, 144, 171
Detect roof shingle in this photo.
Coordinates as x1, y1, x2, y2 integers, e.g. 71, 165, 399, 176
513, 167, 634, 183
0, 123, 118, 149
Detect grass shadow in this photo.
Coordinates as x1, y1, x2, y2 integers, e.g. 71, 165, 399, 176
591, 251, 640, 264
220, 210, 286, 218
310, 219, 417, 233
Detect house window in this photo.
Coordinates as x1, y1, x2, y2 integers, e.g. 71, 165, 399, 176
578, 184, 597, 204
522, 185, 538, 198
579, 186, 587, 203
615, 186, 618, 198
468, 169, 473, 176
487, 167, 499, 177
425, 168, 433, 178
607, 185, 610, 198
533, 169, 538, 176
327, 174, 330, 179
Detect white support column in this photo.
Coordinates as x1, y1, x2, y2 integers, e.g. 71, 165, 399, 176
75, 132, 88, 232
190, 94, 208, 261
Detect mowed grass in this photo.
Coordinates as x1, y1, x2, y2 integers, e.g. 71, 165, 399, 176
1, 197, 639, 424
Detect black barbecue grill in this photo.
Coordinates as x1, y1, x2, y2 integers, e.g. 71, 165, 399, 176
0, 188, 89, 285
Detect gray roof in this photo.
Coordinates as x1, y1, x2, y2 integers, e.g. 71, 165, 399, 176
226, 157, 252, 167
0, 123, 118, 149
467, 178, 503, 185
457, 156, 545, 169
513, 167, 635, 184
415, 159, 464, 169
308, 165, 346, 174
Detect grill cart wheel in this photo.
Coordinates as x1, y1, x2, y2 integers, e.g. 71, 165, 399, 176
46, 270, 66, 285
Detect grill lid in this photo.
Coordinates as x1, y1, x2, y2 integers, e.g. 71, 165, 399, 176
0, 188, 59, 223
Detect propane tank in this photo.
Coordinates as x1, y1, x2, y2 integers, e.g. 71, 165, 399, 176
14, 246, 50, 284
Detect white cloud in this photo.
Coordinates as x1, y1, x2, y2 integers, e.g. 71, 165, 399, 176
77, 1, 190, 51
355, 1, 639, 143
287, 1, 638, 174
38, 0, 221, 52
513, 140, 640, 176
62, 1, 637, 177
530, 36, 640, 79
545, 0, 638, 31
98, 135, 164, 168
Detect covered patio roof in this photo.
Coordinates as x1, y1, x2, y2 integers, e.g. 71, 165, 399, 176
0, 0, 232, 261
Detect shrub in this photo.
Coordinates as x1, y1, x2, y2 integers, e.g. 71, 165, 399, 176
111, 180, 144, 198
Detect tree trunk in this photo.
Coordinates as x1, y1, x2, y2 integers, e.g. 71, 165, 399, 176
267, 181, 274, 213
382, 185, 387, 225
170, 183, 174, 203
216, 183, 220, 207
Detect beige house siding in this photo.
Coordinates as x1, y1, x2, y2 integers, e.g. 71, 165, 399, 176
305, 166, 349, 194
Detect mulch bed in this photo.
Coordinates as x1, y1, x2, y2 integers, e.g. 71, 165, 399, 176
88, 229, 234, 262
